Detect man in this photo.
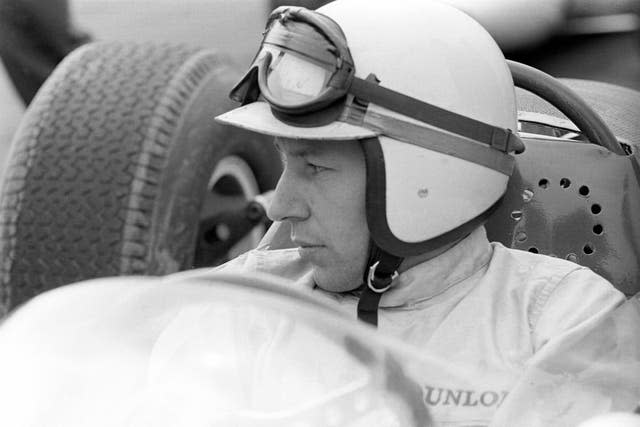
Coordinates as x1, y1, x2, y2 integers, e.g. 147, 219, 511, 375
215, 0, 637, 424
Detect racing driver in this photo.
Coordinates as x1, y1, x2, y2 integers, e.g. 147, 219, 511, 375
214, 0, 637, 425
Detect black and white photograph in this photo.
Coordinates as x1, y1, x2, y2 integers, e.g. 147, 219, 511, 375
0, 0, 639, 425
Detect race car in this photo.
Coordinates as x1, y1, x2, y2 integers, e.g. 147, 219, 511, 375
0, 271, 435, 426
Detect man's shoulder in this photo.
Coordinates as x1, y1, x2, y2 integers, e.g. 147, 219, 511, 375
487, 242, 624, 332
488, 242, 615, 291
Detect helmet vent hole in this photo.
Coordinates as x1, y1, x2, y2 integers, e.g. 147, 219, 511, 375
528, 247, 539, 254
538, 179, 549, 189
591, 204, 602, 215
565, 253, 578, 263
510, 210, 523, 221
579, 185, 590, 196
417, 188, 429, 198
583, 243, 595, 255
522, 189, 534, 202
560, 178, 571, 188
593, 224, 603, 235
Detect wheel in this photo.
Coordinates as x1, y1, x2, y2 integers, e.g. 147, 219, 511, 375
516, 77, 640, 148
507, 60, 626, 155
0, 41, 281, 312
192, 155, 271, 268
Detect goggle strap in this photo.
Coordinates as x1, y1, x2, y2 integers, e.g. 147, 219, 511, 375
229, 67, 261, 105
343, 106, 516, 175
340, 73, 378, 123
263, 34, 337, 68
353, 73, 380, 108
268, 6, 351, 63
350, 77, 524, 154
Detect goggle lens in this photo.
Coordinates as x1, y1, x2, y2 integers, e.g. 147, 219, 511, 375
265, 48, 334, 105
230, 7, 352, 113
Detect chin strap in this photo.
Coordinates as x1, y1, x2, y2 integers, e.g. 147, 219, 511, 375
357, 246, 403, 327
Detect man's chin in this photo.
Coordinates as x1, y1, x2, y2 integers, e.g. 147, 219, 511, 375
312, 267, 361, 294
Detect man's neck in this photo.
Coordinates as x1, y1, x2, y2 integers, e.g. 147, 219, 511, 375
398, 236, 468, 273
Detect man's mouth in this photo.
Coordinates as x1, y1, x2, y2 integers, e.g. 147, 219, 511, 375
293, 240, 325, 259
297, 246, 323, 262
296, 242, 322, 248
291, 237, 322, 248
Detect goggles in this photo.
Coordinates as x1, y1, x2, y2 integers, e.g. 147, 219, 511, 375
230, 6, 524, 174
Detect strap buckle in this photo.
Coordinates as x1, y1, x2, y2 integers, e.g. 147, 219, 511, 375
490, 128, 510, 152
491, 128, 525, 154
366, 261, 398, 293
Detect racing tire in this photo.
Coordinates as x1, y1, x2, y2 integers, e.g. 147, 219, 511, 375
0, 42, 281, 313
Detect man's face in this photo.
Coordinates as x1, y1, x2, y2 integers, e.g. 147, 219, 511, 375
267, 138, 370, 292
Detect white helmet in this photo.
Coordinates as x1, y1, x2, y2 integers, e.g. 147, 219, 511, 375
216, 0, 523, 323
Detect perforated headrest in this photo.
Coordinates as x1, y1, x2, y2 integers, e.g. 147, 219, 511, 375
488, 80, 640, 296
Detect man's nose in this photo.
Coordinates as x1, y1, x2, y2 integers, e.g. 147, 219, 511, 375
266, 170, 309, 223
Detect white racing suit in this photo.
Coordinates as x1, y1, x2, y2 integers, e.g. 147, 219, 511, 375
215, 226, 640, 426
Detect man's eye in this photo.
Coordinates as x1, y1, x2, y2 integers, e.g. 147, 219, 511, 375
306, 162, 327, 174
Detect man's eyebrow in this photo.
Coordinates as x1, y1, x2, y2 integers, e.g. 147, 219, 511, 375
274, 139, 322, 158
